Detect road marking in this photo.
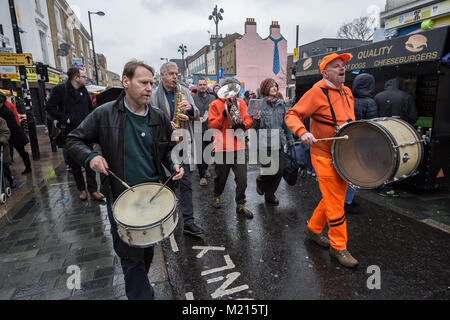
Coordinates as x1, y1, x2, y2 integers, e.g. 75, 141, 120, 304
210, 272, 249, 299
169, 234, 179, 252
185, 292, 194, 300
192, 246, 225, 258
201, 254, 235, 276
207, 276, 224, 284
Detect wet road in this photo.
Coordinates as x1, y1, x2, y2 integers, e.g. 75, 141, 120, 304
163, 164, 450, 300
0, 162, 449, 300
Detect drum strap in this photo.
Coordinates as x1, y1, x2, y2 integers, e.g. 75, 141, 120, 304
320, 88, 338, 132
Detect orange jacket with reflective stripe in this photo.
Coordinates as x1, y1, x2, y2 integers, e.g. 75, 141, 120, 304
285, 79, 355, 158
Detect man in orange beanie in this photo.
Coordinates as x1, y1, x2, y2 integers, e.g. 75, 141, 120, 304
285, 53, 358, 268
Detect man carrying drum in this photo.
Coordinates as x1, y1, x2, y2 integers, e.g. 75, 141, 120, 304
66, 60, 183, 299
285, 53, 358, 268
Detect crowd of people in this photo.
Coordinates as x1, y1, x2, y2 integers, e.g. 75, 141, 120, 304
0, 52, 419, 299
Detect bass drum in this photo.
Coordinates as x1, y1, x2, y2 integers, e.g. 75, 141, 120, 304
332, 117, 424, 189
112, 183, 178, 248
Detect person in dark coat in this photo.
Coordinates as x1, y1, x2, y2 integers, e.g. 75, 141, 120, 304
352, 73, 378, 121
374, 78, 418, 197
374, 78, 418, 125
46, 67, 103, 201
0, 92, 31, 175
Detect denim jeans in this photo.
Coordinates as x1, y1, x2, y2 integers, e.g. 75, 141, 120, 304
345, 185, 356, 204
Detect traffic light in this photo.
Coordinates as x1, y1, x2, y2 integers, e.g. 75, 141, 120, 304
36, 62, 49, 82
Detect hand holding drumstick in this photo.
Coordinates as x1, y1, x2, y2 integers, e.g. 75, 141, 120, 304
299, 133, 348, 146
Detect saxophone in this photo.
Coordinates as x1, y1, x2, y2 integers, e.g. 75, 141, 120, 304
173, 83, 189, 143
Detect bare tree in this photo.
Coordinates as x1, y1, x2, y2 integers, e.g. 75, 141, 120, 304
337, 16, 376, 41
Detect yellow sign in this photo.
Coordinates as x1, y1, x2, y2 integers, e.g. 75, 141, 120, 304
293, 48, 298, 60
0, 53, 33, 66
1, 73, 18, 80
12, 67, 37, 82
48, 71, 60, 85
11, 66, 63, 85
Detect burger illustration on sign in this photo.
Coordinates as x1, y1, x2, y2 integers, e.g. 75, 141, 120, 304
303, 58, 313, 70
405, 34, 428, 53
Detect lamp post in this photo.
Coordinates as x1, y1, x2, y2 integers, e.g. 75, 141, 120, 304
178, 44, 187, 82
209, 5, 224, 84
88, 10, 105, 85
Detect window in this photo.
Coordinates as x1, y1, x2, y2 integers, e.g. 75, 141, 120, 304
35, 0, 42, 14
54, 6, 62, 33
326, 47, 338, 53
39, 31, 49, 64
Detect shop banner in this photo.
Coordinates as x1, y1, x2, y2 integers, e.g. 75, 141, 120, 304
295, 27, 449, 78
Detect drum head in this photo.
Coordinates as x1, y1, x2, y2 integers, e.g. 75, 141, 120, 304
113, 183, 176, 228
332, 121, 397, 188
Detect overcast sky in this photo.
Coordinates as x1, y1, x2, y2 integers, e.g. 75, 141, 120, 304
67, 0, 386, 75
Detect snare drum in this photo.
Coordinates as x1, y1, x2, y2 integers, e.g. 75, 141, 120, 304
331, 117, 423, 189
112, 183, 178, 248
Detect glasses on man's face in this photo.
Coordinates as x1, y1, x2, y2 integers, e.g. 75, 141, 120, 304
80, 75, 88, 79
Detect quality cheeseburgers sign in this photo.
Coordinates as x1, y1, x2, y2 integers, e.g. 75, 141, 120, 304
296, 27, 448, 78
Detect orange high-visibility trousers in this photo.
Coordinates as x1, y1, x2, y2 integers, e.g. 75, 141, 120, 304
308, 154, 348, 250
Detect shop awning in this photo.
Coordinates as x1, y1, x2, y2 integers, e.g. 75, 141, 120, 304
295, 27, 449, 80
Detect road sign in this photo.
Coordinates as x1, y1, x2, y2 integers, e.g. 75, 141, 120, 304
219, 67, 224, 79
0, 66, 17, 74
0, 47, 13, 54
293, 48, 299, 61
1, 73, 18, 80
0, 53, 33, 66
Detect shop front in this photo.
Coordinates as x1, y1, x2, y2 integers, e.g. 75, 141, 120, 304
294, 27, 450, 190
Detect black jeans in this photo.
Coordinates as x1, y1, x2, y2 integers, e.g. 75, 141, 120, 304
197, 136, 211, 179
106, 198, 154, 300
214, 151, 247, 205
256, 149, 284, 200
67, 154, 98, 193
178, 163, 195, 226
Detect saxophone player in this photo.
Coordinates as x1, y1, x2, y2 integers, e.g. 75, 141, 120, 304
151, 62, 203, 237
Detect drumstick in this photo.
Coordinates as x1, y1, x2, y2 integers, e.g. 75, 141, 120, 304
293, 135, 349, 145
107, 169, 135, 192
316, 135, 349, 142
149, 162, 184, 204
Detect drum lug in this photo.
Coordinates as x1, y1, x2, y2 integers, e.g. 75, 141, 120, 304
160, 224, 166, 239
125, 227, 132, 243
402, 153, 410, 163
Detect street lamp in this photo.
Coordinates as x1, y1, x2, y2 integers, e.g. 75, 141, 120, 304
88, 10, 105, 85
209, 5, 224, 83
178, 44, 187, 82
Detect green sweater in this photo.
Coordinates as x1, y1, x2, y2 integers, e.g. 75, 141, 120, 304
123, 104, 159, 186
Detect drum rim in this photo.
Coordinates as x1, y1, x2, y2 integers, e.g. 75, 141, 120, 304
385, 117, 424, 181
332, 119, 400, 189
112, 182, 177, 229
118, 213, 179, 248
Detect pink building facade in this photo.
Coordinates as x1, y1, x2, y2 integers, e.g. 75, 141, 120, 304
236, 19, 288, 97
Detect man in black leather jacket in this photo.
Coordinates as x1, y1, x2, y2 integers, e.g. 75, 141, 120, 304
66, 60, 183, 300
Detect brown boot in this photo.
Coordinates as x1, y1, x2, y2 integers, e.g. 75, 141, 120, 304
91, 192, 105, 201
79, 190, 87, 201
329, 247, 359, 268
304, 226, 330, 248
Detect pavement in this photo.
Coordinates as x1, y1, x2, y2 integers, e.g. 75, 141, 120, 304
0, 126, 171, 300
0, 126, 448, 300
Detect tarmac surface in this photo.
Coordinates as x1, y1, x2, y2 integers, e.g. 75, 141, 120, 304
0, 126, 449, 300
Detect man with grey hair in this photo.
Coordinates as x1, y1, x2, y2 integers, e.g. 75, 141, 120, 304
151, 61, 203, 237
